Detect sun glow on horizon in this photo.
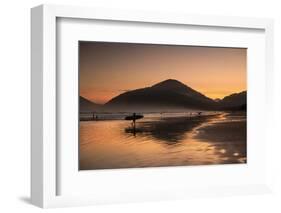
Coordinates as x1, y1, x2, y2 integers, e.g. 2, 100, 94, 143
79, 42, 246, 104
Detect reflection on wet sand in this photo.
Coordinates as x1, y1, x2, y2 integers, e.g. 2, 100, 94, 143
79, 112, 246, 170
125, 115, 212, 144
192, 113, 247, 164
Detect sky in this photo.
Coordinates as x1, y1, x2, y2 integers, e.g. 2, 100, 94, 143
79, 41, 246, 104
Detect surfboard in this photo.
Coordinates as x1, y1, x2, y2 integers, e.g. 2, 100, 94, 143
125, 114, 144, 120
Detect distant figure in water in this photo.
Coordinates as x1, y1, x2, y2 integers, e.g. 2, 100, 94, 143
92, 113, 95, 120
197, 111, 202, 116
92, 113, 98, 120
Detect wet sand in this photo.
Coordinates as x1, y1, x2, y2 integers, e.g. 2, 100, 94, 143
79, 112, 246, 170
193, 113, 246, 164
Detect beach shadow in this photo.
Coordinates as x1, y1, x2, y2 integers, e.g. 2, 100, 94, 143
124, 115, 212, 145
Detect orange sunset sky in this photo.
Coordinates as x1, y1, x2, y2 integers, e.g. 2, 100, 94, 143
79, 42, 246, 104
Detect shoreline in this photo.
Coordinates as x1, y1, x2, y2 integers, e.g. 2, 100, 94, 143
79, 112, 247, 169
192, 112, 247, 163
79, 111, 229, 122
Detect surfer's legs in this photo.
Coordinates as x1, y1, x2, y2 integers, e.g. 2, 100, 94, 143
132, 119, 136, 129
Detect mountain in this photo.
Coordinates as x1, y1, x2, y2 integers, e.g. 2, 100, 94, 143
218, 91, 246, 111
80, 96, 101, 112
104, 79, 218, 111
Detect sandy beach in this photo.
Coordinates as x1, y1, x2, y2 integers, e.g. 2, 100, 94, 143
194, 112, 246, 163
79, 112, 246, 170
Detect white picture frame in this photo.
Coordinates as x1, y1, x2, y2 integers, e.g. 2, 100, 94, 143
31, 4, 274, 208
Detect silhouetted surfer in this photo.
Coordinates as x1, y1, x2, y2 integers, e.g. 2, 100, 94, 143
125, 113, 144, 129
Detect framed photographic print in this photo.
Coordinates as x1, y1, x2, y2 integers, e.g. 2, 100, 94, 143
78, 41, 247, 170
31, 4, 274, 208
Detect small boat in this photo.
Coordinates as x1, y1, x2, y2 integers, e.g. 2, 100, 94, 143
125, 113, 144, 120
